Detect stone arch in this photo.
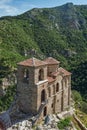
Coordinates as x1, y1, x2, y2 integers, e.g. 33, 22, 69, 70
56, 83, 59, 92
41, 89, 46, 102
38, 68, 44, 81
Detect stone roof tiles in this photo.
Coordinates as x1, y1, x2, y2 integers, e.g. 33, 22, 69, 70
17, 57, 47, 67
44, 57, 60, 65
47, 76, 55, 83
51, 71, 60, 77
58, 67, 71, 76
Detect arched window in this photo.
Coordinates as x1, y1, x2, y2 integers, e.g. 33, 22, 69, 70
23, 69, 29, 83
56, 83, 59, 92
38, 69, 44, 81
41, 89, 45, 102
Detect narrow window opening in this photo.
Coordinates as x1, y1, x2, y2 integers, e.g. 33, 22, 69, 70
41, 89, 45, 102
48, 87, 51, 97
23, 69, 29, 83
56, 83, 59, 92
39, 69, 44, 81
53, 85, 55, 95
51, 103, 53, 108
43, 107, 47, 117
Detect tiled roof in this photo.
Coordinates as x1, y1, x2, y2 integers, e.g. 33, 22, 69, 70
58, 67, 71, 76
44, 57, 60, 65
17, 57, 47, 67
47, 76, 55, 83
51, 71, 60, 77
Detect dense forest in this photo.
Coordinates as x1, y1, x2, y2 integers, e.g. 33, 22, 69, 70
0, 3, 87, 105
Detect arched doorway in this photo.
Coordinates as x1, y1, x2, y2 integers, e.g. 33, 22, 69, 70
43, 107, 47, 117
41, 89, 45, 102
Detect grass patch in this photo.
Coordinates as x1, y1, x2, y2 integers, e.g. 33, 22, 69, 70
57, 117, 71, 129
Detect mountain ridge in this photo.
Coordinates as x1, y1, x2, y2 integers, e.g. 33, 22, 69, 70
0, 2, 87, 98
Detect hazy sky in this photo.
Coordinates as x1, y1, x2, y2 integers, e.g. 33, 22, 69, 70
0, 0, 87, 17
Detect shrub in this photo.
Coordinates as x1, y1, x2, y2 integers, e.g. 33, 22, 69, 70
72, 90, 82, 103
80, 101, 87, 114
0, 85, 16, 112
57, 117, 71, 129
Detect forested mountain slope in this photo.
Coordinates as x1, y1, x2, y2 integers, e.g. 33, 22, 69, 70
0, 3, 87, 98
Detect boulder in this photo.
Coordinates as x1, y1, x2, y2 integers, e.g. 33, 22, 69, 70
36, 125, 43, 130
44, 115, 53, 125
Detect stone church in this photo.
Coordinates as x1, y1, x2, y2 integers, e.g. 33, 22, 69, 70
17, 57, 71, 119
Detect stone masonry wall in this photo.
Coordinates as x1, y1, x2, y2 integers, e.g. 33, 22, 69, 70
16, 60, 71, 119
17, 66, 37, 114
47, 64, 59, 75
34, 66, 47, 84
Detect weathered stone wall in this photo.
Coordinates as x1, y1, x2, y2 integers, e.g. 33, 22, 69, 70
55, 92, 63, 113
62, 75, 71, 110
17, 66, 35, 85
62, 76, 71, 109
43, 74, 63, 115
42, 74, 71, 116
37, 81, 48, 110
34, 66, 47, 84
17, 66, 37, 114
17, 82, 37, 114
47, 64, 59, 75
54, 75, 63, 113
16, 60, 71, 118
